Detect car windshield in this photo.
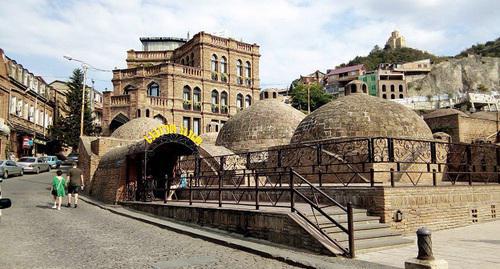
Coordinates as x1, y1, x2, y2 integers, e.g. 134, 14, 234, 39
19, 158, 36, 163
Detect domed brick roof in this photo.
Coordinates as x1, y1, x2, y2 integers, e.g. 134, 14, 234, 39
291, 94, 433, 143
216, 99, 306, 153
423, 108, 469, 119
111, 117, 163, 140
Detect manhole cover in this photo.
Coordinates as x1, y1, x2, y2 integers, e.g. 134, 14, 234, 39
152, 256, 217, 269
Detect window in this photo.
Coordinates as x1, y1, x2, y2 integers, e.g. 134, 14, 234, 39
264, 92, 269, 99
382, 85, 386, 92
382, 94, 387, 99
221, 91, 228, 114
10, 96, 16, 114
23, 104, 28, 120
193, 87, 201, 111
183, 86, 192, 110
123, 85, 134, 95
273, 92, 277, 98
245, 61, 251, 77
391, 94, 395, 99
351, 84, 357, 93
399, 94, 404, 99
183, 117, 191, 131
181, 59, 185, 65
221, 56, 227, 73
245, 95, 251, 108
190, 53, 194, 66
211, 54, 218, 72
39, 110, 44, 125
29, 106, 34, 122
362, 84, 367, 93
390, 85, 395, 92
137, 109, 141, 117
146, 109, 150, 117
44, 112, 48, 128
186, 55, 190, 66
236, 60, 243, 85
236, 94, 243, 109
16, 100, 23, 117
399, 85, 403, 92
193, 118, 201, 135
211, 90, 219, 113
147, 82, 160, 97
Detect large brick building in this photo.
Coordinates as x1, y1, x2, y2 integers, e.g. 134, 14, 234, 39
103, 32, 260, 135
0, 49, 55, 159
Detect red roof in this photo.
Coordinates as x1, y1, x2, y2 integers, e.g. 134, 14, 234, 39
327, 64, 365, 75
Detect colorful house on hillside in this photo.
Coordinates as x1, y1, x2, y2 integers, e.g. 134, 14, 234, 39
358, 71, 378, 96
324, 64, 365, 96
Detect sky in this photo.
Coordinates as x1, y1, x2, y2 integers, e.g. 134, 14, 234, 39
0, 0, 499, 91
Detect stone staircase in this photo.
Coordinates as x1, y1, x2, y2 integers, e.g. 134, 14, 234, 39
300, 206, 413, 254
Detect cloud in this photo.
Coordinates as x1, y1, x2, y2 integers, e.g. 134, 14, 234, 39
0, 0, 499, 90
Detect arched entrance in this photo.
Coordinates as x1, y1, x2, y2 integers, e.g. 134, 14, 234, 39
136, 133, 199, 202
109, 113, 129, 133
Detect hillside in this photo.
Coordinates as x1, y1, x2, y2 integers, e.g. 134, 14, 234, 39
456, 37, 500, 58
340, 46, 444, 70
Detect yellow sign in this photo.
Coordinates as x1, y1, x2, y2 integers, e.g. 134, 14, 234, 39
144, 124, 202, 146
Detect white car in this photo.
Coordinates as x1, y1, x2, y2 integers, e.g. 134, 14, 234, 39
16, 157, 51, 174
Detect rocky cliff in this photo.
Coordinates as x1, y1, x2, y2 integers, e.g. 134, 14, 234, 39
408, 55, 500, 96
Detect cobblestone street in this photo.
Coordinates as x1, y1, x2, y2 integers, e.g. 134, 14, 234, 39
0, 170, 300, 269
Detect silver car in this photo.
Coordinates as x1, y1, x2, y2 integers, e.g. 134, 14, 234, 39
0, 160, 24, 180
16, 157, 51, 174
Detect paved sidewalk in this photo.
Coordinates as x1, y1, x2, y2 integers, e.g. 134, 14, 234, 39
357, 220, 500, 269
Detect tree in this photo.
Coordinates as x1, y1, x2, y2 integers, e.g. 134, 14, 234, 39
289, 82, 332, 112
62, 68, 95, 149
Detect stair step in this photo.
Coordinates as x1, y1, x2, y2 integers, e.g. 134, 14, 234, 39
346, 236, 414, 251
327, 228, 402, 242
303, 208, 367, 217
316, 215, 381, 226
322, 222, 390, 234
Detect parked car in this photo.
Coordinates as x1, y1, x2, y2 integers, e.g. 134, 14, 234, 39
42, 156, 61, 169
0, 160, 24, 179
16, 157, 51, 174
63, 154, 79, 165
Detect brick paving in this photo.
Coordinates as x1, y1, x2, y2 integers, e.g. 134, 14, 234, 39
357, 220, 500, 269
0, 171, 301, 269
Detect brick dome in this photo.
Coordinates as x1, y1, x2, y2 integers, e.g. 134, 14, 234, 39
216, 99, 305, 153
291, 94, 433, 143
111, 117, 163, 140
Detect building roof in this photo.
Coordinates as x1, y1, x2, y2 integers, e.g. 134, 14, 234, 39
291, 94, 433, 143
111, 117, 163, 140
216, 99, 305, 153
469, 111, 499, 121
327, 64, 365, 75
423, 109, 469, 119
139, 37, 188, 42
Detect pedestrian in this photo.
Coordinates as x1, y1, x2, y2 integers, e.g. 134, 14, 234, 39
67, 162, 84, 208
51, 170, 66, 210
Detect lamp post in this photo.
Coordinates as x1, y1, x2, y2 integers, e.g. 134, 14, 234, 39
63, 56, 110, 137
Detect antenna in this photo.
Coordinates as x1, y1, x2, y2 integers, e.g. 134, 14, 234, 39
187, 31, 190, 40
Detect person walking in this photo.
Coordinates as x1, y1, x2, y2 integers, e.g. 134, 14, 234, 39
67, 162, 84, 208
51, 170, 66, 210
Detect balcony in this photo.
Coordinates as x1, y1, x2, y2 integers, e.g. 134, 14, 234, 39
245, 78, 252, 86
113, 63, 203, 80
211, 72, 218, 81
149, 96, 168, 107
221, 73, 228, 83
220, 105, 229, 114
236, 77, 243, 85
211, 104, 219, 113
193, 102, 202, 111
110, 95, 130, 106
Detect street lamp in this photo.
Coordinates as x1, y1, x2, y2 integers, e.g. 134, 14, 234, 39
63, 56, 111, 137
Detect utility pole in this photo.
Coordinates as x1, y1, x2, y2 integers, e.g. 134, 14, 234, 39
80, 65, 87, 137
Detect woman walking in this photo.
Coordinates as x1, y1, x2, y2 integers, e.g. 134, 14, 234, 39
51, 170, 66, 210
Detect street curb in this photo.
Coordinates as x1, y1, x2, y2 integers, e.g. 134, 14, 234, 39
79, 196, 396, 269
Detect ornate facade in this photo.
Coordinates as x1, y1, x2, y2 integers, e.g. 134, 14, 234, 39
103, 32, 260, 136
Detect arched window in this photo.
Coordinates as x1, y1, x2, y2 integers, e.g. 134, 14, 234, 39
245, 95, 252, 108
183, 86, 192, 110
123, 85, 134, 95
273, 92, 277, 98
193, 87, 201, 111
190, 52, 194, 66
186, 55, 190, 66
264, 92, 269, 98
399, 94, 404, 99
147, 82, 160, 97
154, 114, 167, 124
236, 60, 242, 77
146, 109, 150, 117
362, 84, 367, 93
391, 94, 395, 99
390, 85, 395, 92
236, 94, 243, 109
211, 54, 218, 72
351, 84, 357, 93
137, 109, 141, 117
245, 61, 251, 77
23, 103, 29, 120
382, 94, 387, 99
221, 57, 227, 73
382, 85, 386, 92
399, 85, 403, 92
181, 59, 185, 65
221, 91, 228, 113
211, 90, 219, 113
